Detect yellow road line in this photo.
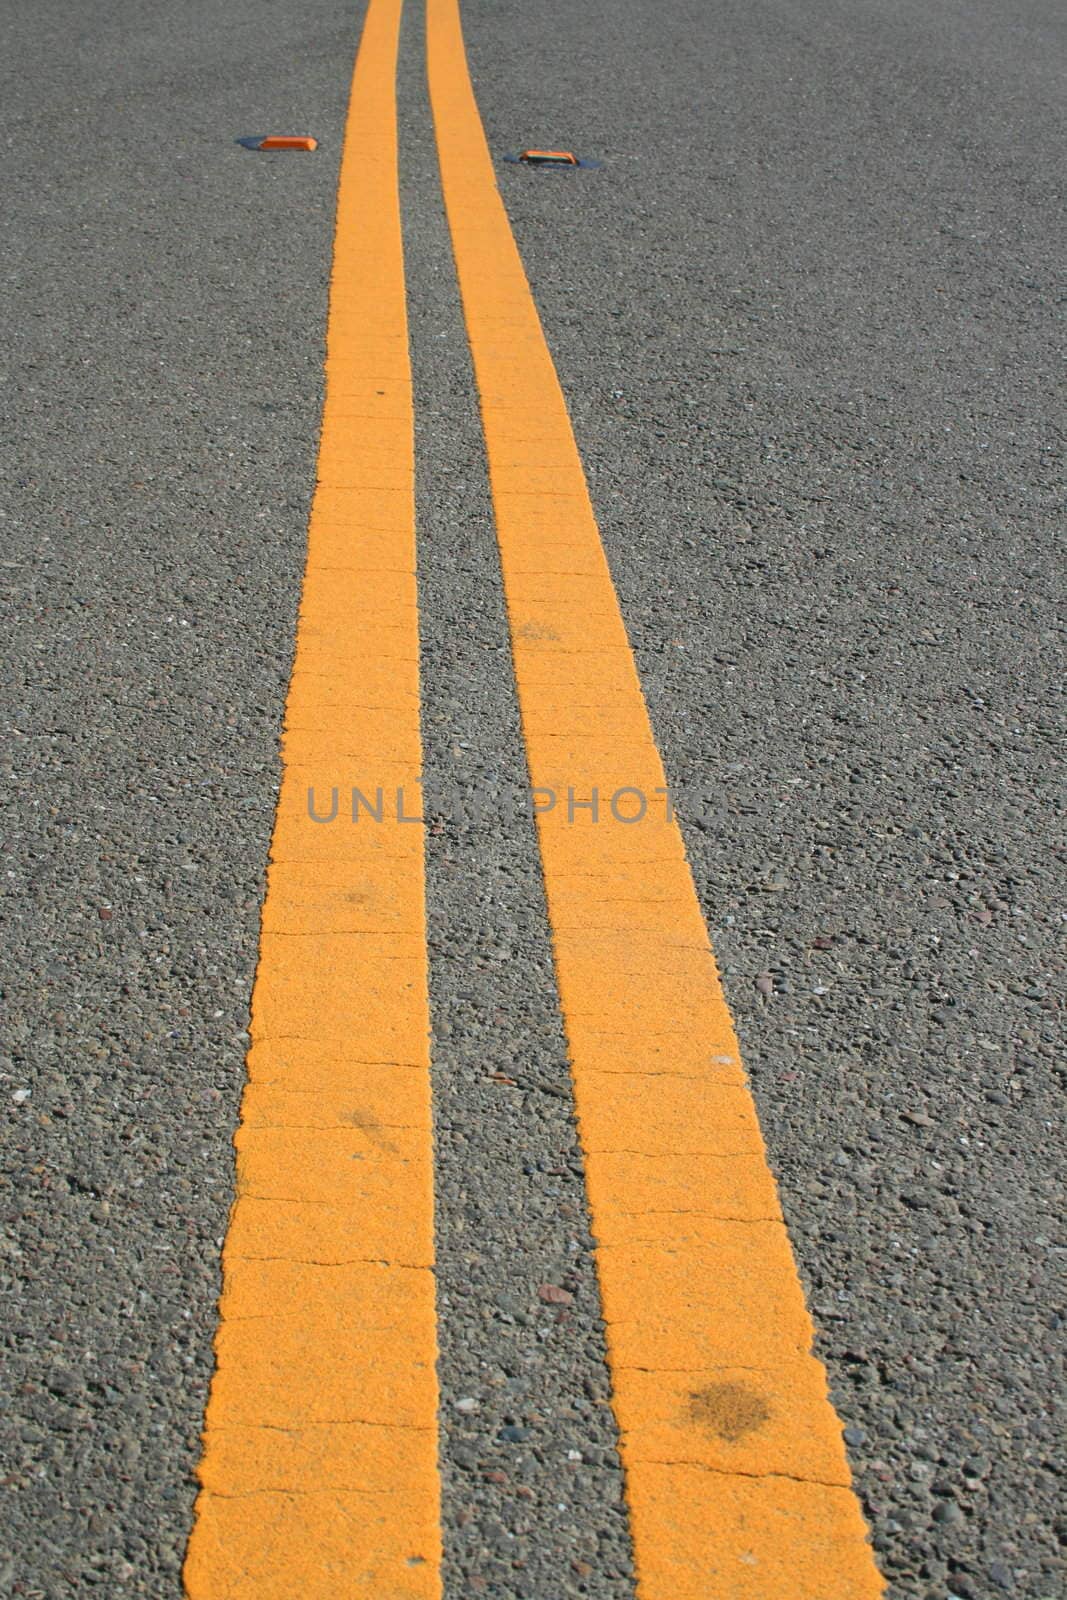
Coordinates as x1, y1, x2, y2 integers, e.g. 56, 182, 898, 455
183, 1, 441, 1594
426, 2, 885, 1594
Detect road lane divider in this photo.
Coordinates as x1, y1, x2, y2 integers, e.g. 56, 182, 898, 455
426, 1, 885, 1594
183, 0, 441, 1594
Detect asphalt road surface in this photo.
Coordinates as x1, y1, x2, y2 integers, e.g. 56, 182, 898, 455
1, 0, 1063, 1597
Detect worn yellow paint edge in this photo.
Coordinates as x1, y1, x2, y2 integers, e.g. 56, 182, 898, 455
182, 1, 442, 1595
425, 1, 884, 1595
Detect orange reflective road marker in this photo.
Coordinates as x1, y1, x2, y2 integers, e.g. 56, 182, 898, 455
257, 134, 319, 151
183, 0, 441, 1595
427, 1, 885, 1595
519, 148, 578, 165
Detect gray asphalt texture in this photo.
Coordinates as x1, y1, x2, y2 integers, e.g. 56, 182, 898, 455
402, 4, 637, 1592
460, 1, 1066, 1597
0, 0, 352, 1592
1, 2, 1064, 1600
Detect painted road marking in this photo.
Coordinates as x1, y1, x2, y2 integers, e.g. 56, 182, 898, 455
426, 0, 885, 1594
183, 0, 442, 1595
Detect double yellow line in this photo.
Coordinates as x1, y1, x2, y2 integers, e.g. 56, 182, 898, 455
184, 1, 884, 1596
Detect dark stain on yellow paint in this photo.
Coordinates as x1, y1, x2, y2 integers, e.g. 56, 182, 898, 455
690, 1382, 772, 1444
